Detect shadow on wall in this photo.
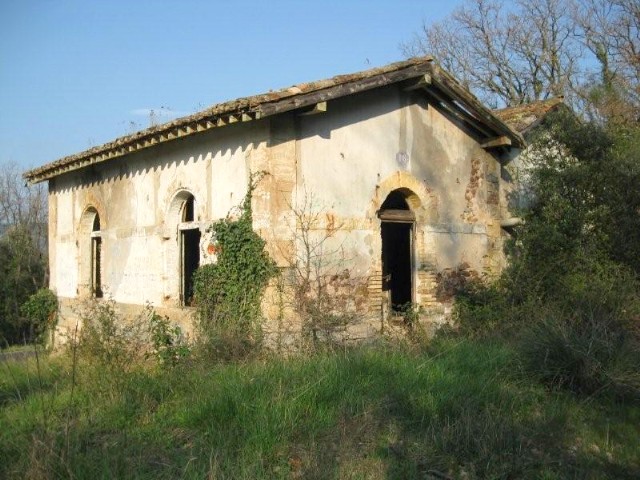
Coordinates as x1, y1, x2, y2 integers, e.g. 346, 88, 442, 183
50, 120, 264, 195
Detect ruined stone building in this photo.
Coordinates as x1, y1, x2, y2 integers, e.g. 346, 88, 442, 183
24, 57, 562, 340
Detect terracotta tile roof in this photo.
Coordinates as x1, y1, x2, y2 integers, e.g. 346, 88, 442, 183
24, 57, 524, 184
493, 97, 564, 134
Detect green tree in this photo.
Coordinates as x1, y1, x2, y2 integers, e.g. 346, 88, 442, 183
0, 162, 48, 346
0, 225, 47, 344
507, 110, 640, 296
455, 111, 640, 396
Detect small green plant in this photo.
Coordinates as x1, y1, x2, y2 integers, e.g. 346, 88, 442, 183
20, 288, 58, 345
72, 299, 148, 375
148, 312, 190, 367
433, 264, 510, 338
193, 173, 277, 360
393, 301, 420, 328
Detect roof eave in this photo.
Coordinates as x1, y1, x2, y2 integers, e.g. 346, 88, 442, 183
23, 58, 437, 185
426, 65, 525, 149
23, 56, 524, 184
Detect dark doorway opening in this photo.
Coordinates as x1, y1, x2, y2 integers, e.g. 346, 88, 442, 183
381, 222, 412, 309
380, 190, 414, 311
180, 228, 201, 306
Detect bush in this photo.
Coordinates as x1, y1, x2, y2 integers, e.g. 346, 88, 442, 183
436, 264, 512, 338
454, 282, 511, 337
19, 288, 57, 345
148, 311, 190, 367
518, 263, 640, 398
72, 299, 149, 374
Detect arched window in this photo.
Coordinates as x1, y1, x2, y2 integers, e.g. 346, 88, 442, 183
79, 207, 103, 298
91, 213, 103, 298
167, 191, 200, 306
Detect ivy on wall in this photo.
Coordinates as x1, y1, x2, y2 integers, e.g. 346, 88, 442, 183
193, 173, 277, 359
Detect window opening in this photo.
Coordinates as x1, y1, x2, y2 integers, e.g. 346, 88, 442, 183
182, 195, 194, 222
91, 213, 103, 298
179, 194, 199, 306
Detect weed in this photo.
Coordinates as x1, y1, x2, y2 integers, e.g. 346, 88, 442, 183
148, 311, 190, 368
71, 298, 148, 374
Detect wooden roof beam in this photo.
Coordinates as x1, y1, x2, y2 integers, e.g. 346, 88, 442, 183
297, 101, 327, 116
429, 65, 525, 147
423, 88, 495, 139
258, 64, 431, 118
403, 74, 432, 91
481, 136, 512, 149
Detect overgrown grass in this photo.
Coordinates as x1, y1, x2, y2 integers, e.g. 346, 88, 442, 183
1, 337, 638, 479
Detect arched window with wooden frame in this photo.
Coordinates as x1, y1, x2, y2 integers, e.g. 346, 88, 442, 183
90, 213, 103, 298
179, 193, 200, 306
167, 190, 201, 306
79, 207, 103, 298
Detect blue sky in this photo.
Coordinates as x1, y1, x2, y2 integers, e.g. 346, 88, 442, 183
1, 1, 463, 171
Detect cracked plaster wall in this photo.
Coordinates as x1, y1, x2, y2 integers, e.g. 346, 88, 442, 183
47, 84, 510, 338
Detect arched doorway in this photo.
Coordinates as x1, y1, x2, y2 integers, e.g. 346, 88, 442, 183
379, 190, 415, 311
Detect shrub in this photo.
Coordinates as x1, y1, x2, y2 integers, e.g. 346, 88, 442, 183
148, 311, 190, 367
72, 299, 149, 374
454, 284, 510, 336
518, 263, 640, 398
436, 264, 511, 338
19, 288, 57, 345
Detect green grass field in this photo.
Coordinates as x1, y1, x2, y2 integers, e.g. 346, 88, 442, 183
1, 338, 638, 479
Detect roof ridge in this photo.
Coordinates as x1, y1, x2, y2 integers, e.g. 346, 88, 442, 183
493, 96, 564, 114
493, 96, 565, 134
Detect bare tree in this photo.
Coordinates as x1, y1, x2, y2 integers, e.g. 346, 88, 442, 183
0, 163, 48, 247
573, 0, 640, 120
276, 191, 367, 348
402, 0, 582, 108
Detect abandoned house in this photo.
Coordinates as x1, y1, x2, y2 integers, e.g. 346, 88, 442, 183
23, 57, 562, 341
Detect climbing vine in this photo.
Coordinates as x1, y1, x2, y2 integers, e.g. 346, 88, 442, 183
193, 173, 277, 360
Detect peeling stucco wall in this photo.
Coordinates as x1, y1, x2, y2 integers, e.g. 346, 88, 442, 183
48, 84, 512, 339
